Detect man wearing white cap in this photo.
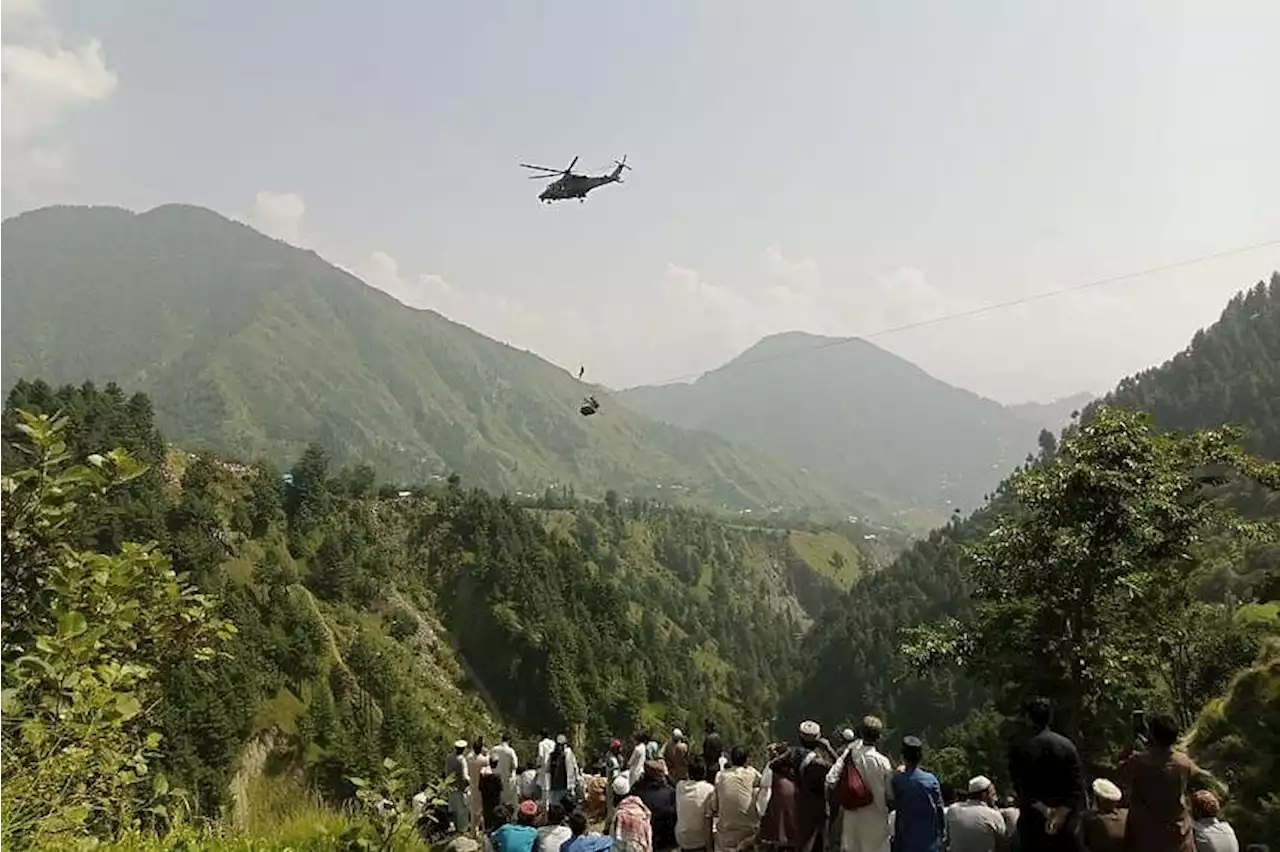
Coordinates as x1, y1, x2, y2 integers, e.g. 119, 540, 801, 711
945, 775, 1008, 852
609, 774, 654, 852
1080, 779, 1126, 852
760, 720, 838, 852
446, 739, 472, 833
664, 728, 691, 782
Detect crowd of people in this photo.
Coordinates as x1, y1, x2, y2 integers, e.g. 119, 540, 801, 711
413, 703, 1269, 852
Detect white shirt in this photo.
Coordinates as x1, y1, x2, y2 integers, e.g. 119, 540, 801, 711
824, 742, 894, 814
493, 742, 519, 781
537, 824, 573, 852
756, 766, 773, 817
538, 738, 556, 789
674, 779, 717, 850
1193, 818, 1239, 852
628, 743, 648, 786
946, 801, 1007, 852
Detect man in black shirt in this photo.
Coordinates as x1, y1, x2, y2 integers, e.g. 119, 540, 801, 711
701, 720, 724, 782
1007, 698, 1087, 852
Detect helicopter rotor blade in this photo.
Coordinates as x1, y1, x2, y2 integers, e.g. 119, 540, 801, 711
528, 173, 561, 180
567, 156, 579, 172
520, 163, 564, 173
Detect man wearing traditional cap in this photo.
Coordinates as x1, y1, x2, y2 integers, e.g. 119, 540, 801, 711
665, 728, 691, 782
610, 773, 656, 852
945, 775, 1008, 852
543, 733, 583, 809
491, 799, 541, 852
1080, 779, 1126, 852
889, 735, 945, 852
447, 739, 473, 834
826, 716, 895, 852
760, 720, 838, 852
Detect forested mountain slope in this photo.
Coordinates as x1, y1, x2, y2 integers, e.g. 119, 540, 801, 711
779, 273, 1280, 750
1, 380, 864, 831
1097, 278, 1280, 458
617, 331, 1039, 515
0, 205, 884, 517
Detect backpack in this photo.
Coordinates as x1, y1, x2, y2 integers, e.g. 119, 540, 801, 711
837, 754, 874, 810
549, 744, 569, 790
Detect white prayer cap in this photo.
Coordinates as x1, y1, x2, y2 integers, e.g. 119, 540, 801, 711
612, 775, 632, 797
556, 734, 567, 744
672, 728, 684, 739
454, 739, 468, 749
1092, 778, 1122, 802
840, 728, 857, 743
799, 720, 821, 737
968, 776, 993, 794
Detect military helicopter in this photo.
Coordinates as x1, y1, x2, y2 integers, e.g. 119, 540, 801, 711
520, 155, 631, 203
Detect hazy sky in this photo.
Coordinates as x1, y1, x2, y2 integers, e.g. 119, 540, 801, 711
4, 0, 1278, 403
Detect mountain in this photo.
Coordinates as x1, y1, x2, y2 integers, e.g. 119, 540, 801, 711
778, 272, 1280, 745
1006, 392, 1095, 434
617, 331, 1041, 515
0, 205, 884, 517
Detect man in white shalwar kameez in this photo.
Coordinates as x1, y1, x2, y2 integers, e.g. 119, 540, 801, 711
537, 730, 556, 804
825, 716, 894, 852
628, 731, 650, 787
492, 732, 520, 806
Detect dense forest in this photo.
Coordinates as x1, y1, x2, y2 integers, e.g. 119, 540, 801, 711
782, 274, 1280, 839
0, 378, 866, 849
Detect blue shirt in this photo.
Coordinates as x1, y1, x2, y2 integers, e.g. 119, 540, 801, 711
562, 835, 614, 852
492, 824, 539, 852
891, 768, 946, 852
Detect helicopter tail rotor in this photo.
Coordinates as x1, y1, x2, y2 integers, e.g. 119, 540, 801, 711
611, 155, 631, 182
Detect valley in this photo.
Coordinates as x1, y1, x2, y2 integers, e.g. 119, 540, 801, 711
2, 204, 1278, 848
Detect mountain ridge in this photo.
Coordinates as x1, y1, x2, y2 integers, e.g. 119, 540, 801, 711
617, 329, 1041, 514
0, 204, 890, 519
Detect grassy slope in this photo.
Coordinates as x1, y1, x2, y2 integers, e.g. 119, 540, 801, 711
1, 204, 888, 519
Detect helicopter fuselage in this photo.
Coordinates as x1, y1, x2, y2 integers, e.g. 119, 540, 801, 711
538, 173, 617, 203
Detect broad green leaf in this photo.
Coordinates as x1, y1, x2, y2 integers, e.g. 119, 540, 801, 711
14, 654, 57, 679
58, 610, 88, 638
115, 693, 142, 721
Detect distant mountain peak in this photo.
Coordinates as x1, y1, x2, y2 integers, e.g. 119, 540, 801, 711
619, 330, 1041, 513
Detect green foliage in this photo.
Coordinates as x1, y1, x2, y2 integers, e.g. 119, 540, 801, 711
0, 377, 832, 817
1188, 639, 1280, 843
344, 758, 432, 852
785, 274, 1280, 799
902, 406, 1279, 760
0, 204, 879, 517
1, 411, 234, 848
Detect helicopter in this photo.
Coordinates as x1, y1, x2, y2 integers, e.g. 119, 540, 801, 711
520, 155, 631, 203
